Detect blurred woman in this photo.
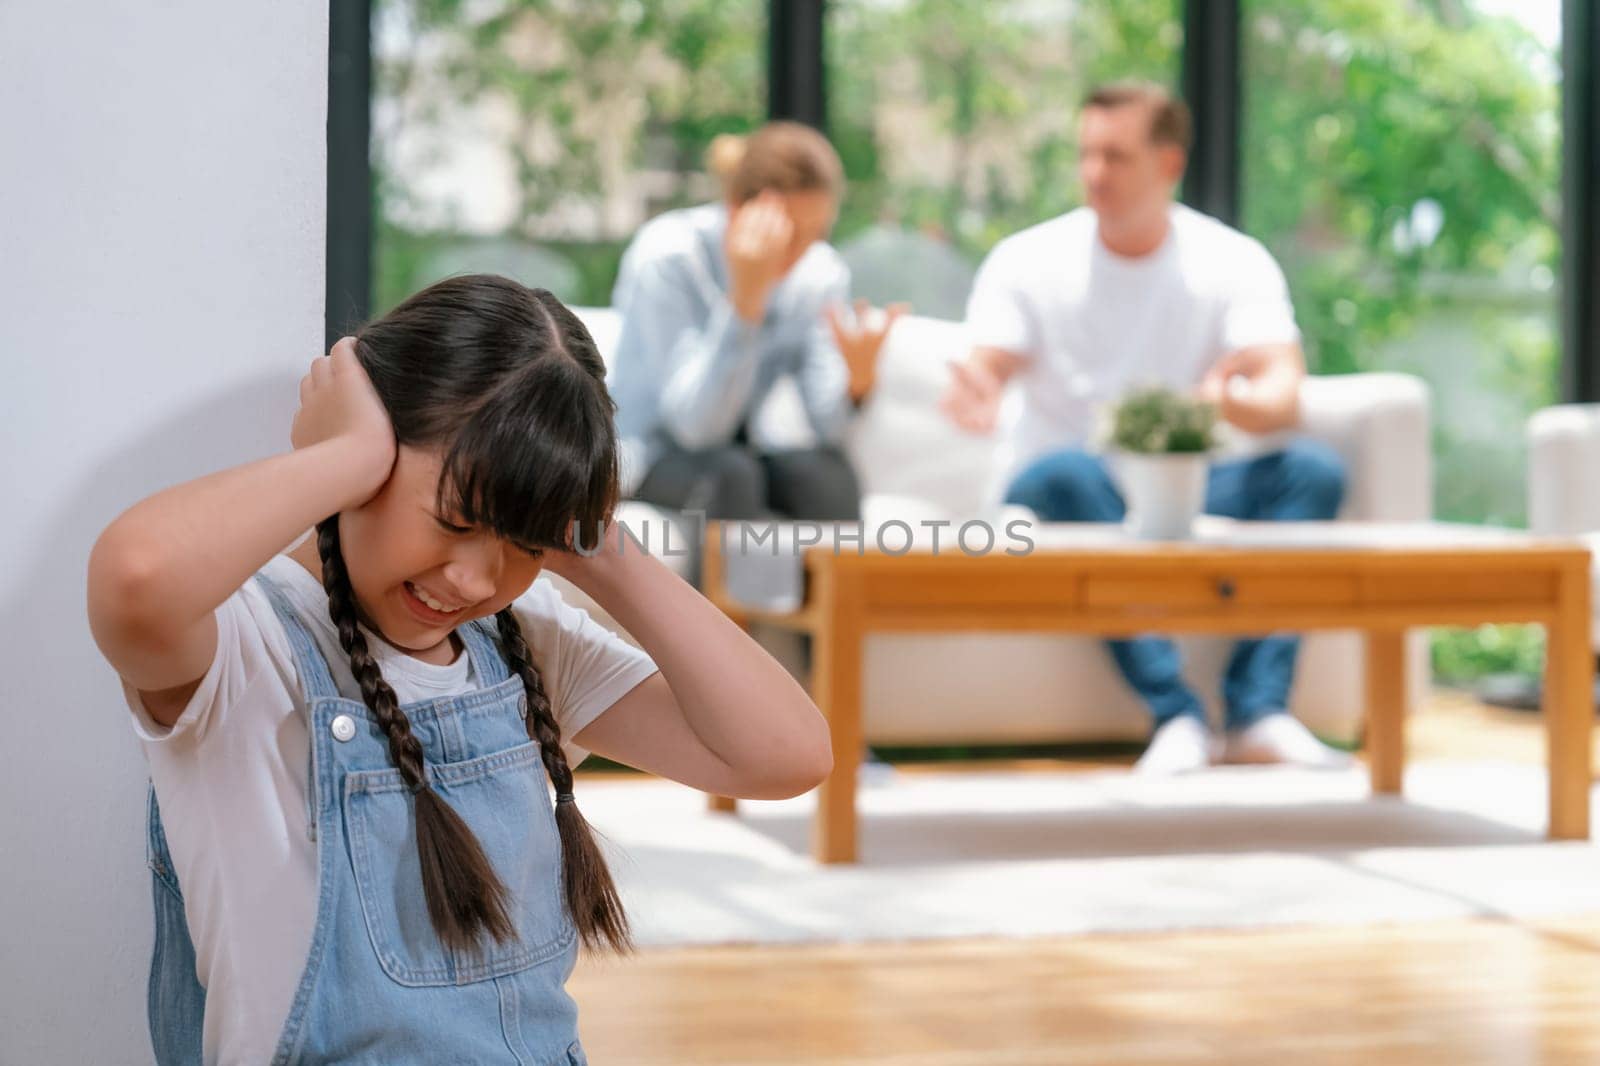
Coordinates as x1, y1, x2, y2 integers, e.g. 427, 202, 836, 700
609, 122, 904, 528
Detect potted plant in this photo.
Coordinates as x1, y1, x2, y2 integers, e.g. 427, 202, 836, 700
1105, 386, 1219, 540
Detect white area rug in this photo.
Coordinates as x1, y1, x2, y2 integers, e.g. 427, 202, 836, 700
579, 762, 1600, 948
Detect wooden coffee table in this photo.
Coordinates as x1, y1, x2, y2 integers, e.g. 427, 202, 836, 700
702, 521, 1594, 864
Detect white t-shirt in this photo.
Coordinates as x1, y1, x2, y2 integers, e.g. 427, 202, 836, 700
965, 203, 1300, 491
127, 554, 658, 1066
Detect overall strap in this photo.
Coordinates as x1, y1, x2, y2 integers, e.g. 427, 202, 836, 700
457, 617, 512, 687
254, 570, 343, 842
253, 571, 343, 702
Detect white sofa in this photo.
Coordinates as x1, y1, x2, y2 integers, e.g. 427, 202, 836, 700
1528, 404, 1600, 648
570, 308, 1433, 744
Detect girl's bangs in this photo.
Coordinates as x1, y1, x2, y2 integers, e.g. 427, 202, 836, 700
435, 372, 618, 553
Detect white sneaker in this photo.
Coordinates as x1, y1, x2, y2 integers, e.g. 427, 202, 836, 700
1134, 716, 1214, 776
1222, 713, 1353, 769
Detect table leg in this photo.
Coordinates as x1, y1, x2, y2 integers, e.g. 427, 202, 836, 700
811, 567, 863, 864
1365, 629, 1408, 795
698, 528, 745, 818
1545, 563, 1593, 840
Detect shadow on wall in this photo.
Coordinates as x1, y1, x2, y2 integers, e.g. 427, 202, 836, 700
11, 367, 305, 620
2, 370, 301, 1061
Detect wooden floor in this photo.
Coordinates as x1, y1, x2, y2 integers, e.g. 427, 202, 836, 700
571, 693, 1600, 1065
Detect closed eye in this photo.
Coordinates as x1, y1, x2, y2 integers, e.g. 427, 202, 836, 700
434, 517, 473, 536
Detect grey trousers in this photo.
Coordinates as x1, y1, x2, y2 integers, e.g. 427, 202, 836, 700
634, 443, 862, 522
633, 443, 861, 587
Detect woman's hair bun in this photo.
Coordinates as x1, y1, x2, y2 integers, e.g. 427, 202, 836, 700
706, 133, 748, 186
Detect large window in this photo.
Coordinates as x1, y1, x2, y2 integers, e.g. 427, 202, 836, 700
355, 1, 1569, 685
826, 0, 1182, 319
1242, 0, 1562, 528
372, 0, 765, 313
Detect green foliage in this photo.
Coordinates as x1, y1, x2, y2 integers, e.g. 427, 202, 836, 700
373, 0, 1560, 533
372, 223, 627, 314
372, 0, 762, 310
1240, 0, 1559, 527
827, 0, 1182, 259
1108, 387, 1219, 454
1432, 623, 1546, 683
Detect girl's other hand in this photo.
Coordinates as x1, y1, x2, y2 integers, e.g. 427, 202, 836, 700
291, 337, 397, 502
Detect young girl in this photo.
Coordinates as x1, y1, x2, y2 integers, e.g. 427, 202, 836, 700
88, 276, 832, 1065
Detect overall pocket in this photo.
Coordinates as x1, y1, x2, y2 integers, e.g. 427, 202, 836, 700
343, 740, 573, 986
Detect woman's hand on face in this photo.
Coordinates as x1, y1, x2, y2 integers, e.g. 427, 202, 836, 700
290, 337, 397, 504
827, 299, 908, 401
725, 192, 794, 322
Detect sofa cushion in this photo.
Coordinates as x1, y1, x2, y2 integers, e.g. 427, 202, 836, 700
845, 314, 997, 515
1529, 404, 1600, 536
573, 305, 622, 368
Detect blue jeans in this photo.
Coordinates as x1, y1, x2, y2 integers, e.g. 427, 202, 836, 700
1005, 441, 1347, 732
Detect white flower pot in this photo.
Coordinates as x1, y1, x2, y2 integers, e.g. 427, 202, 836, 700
1113, 451, 1211, 540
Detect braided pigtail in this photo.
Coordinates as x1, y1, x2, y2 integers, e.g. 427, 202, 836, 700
496, 606, 631, 953
317, 518, 515, 952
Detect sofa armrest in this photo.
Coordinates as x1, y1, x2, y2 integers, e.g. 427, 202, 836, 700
1298, 373, 1433, 521
1528, 404, 1600, 535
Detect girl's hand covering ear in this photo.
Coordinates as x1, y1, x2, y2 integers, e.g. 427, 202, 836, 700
291, 336, 397, 501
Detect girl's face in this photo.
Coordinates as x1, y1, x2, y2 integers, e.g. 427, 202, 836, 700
339, 446, 546, 661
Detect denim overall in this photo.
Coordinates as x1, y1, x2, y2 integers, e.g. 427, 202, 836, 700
146, 573, 586, 1065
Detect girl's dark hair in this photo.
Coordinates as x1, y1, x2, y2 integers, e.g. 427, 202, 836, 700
316, 274, 628, 954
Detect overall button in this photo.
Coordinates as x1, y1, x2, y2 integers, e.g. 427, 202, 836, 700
330, 714, 357, 742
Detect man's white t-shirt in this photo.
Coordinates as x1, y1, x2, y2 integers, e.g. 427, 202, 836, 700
126, 554, 659, 1066
965, 203, 1300, 491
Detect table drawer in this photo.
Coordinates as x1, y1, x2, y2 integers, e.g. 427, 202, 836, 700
866, 569, 1084, 609
1084, 573, 1360, 610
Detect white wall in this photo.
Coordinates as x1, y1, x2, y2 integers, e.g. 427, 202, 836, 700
0, 3, 326, 1061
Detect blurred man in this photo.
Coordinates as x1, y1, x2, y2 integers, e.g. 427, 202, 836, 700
942, 82, 1348, 774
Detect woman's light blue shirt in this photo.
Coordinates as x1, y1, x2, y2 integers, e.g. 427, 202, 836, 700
607, 203, 854, 495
